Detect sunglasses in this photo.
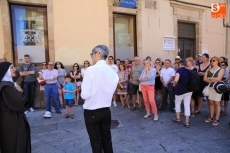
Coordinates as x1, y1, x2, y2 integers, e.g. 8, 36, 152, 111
211, 60, 216, 62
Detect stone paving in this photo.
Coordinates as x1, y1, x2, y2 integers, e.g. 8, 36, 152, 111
27, 101, 230, 153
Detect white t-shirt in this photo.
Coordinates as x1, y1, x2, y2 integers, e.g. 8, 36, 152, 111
109, 64, 119, 73
160, 67, 175, 83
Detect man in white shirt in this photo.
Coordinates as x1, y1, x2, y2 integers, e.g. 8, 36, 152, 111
159, 59, 175, 113
42, 61, 61, 118
81, 45, 119, 153
107, 55, 119, 107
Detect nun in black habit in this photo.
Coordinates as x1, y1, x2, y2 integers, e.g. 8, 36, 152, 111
0, 62, 31, 153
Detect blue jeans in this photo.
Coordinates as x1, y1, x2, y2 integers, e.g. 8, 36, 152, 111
162, 83, 175, 110
44, 83, 60, 112
23, 81, 36, 109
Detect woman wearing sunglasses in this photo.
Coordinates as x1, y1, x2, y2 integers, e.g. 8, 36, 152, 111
70, 63, 81, 106
81, 60, 90, 78
203, 57, 224, 125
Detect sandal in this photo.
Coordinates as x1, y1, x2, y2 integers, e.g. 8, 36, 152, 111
184, 122, 190, 128
172, 118, 181, 124
212, 119, 219, 126
190, 113, 195, 118
194, 110, 201, 114
205, 117, 214, 123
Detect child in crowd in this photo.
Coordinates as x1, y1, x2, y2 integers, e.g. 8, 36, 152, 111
63, 74, 76, 119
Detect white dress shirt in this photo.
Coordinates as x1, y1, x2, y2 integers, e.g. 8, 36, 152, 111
42, 69, 58, 84
160, 67, 175, 84
81, 60, 119, 110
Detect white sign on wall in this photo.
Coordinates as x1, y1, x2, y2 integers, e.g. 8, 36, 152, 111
163, 37, 175, 51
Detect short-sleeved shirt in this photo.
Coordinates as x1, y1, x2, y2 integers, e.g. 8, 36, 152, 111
175, 67, 190, 95
109, 64, 119, 73
57, 69, 66, 84
64, 83, 75, 99
131, 64, 145, 85
160, 67, 175, 84
19, 63, 36, 82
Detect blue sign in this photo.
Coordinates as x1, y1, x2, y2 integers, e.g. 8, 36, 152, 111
120, 0, 137, 8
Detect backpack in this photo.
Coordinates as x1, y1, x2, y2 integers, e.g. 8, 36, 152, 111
185, 69, 200, 92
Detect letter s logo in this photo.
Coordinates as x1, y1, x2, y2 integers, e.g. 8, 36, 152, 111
211, 3, 220, 13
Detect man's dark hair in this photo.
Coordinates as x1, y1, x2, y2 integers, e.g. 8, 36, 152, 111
165, 59, 171, 63
179, 59, 187, 66
24, 54, 30, 57
65, 74, 71, 79
108, 56, 114, 60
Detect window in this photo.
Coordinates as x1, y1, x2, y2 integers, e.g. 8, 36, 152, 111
10, 4, 48, 66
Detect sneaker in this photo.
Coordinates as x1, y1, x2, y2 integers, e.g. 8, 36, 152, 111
65, 114, 69, 118
154, 116, 159, 122
24, 110, 28, 115
43, 111, 52, 118
144, 114, 151, 119
71, 115, 75, 119
29, 107, 35, 112
113, 101, 117, 107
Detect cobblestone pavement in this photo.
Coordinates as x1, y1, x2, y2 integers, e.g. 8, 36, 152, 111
27, 101, 230, 153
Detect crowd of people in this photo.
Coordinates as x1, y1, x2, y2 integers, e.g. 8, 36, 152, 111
1, 53, 230, 125
1, 45, 230, 153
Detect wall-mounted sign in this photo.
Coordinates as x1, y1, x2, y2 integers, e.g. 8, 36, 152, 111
163, 37, 175, 51
120, 0, 137, 8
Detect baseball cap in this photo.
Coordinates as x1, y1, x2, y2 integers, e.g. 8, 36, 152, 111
198, 54, 202, 57
175, 56, 181, 59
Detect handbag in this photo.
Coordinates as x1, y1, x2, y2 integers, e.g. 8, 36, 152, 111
37, 77, 46, 86
213, 81, 229, 94
202, 68, 220, 96
76, 81, 82, 87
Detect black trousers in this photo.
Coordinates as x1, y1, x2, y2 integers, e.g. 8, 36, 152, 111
84, 107, 113, 153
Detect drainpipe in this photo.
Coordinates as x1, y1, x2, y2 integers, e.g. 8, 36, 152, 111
223, 0, 230, 60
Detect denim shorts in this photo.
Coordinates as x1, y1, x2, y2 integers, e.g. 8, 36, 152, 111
64, 99, 74, 107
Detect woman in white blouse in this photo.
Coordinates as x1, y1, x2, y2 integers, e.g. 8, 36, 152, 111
81, 60, 90, 77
